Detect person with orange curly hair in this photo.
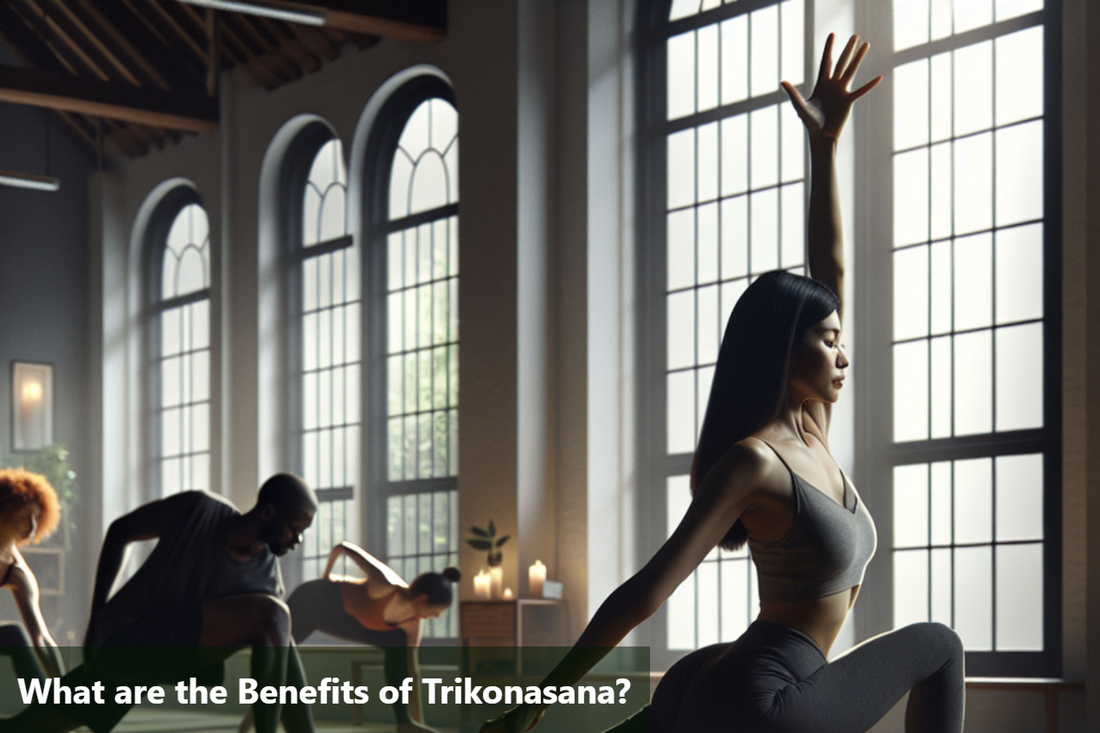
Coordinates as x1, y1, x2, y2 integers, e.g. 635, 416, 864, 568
0, 468, 64, 681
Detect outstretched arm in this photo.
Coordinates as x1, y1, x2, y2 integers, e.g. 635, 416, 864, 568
480, 444, 772, 733
85, 499, 165, 645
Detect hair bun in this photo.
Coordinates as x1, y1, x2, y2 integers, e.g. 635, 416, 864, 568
442, 567, 462, 583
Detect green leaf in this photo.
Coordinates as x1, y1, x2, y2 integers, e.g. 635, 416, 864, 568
494, 535, 510, 548
488, 519, 496, 537
469, 526, 489, 537
465, 539, 493, 551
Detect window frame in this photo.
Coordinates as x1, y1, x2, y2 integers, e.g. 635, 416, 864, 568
145, 185, 214, 500
363, 76, 460, 643
283, 122, 360, 582
854, 0, 1063, 677
636, 0, 815, 670
639, 0, 1064, 676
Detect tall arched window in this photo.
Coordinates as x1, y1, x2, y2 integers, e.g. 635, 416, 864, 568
368, 80, 459, 639
151, 194, 211, 496
294, 134, 361, 581
641, 0, 810, 668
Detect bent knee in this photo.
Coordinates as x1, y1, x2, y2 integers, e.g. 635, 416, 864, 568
914, 621, 964, 660
243, 595, 291, 645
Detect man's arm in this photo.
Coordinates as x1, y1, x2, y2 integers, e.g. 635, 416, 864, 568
84, 499, 167, 643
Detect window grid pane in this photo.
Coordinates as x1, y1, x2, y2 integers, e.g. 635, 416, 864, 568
662, 0, 806, 653
383, 98, 459, 639
890, 1, 1051, 668
386, 491, 459, 639
891, 456, 1044, 651
155, 204, 211, 496
300, 140, 359, 581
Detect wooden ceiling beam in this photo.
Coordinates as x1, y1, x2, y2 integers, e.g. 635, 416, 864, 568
256, 16, 321, 72
107, 0, 207, 90
0, 66, 219, 133
173, 2, 284, 88
263, 1, 446, 43
290, 25, 339, 62
219, 13, 302, 82
39, 0, 143, 87
135, 0, 209, 67
274, 36, 321, 74
14, 0, 111, 82
70, 0, 176, 90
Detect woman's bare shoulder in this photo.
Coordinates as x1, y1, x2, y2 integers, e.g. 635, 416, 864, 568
2, 553, 36, 593
700, 437, 791, 500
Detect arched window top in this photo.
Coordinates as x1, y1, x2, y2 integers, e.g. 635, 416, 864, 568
389, 97, 458, 221
303, 137, 349, 246
161, 202, 210, 300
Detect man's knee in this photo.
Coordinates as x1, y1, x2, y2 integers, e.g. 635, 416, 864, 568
252, 596, 291, 645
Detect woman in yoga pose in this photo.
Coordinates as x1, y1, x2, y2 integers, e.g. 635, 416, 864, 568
482, 34, 965, 733
242, 540, 459, 733
0, 468, 64, 681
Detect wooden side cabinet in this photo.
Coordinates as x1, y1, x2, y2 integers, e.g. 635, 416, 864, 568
459, 598, 562, 647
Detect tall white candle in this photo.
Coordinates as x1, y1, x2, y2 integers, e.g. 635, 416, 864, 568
474, 569, 491, 598
529, 560, 546, 598
490, 566, 503, 599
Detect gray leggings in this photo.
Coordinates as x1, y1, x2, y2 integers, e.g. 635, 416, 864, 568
286, 579, 411, 723
617, 620, 964, 733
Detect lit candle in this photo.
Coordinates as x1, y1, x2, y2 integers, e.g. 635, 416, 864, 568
474, 569, 491, 598
529, 560, 546, 598
503, 588, 514, 600
490, 566, 503, 599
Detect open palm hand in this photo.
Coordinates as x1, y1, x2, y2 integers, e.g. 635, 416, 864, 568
782, 33, 882, 142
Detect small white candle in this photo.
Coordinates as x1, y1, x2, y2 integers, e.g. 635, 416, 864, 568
474, 569, 491, 598
503, 588, 514, 600
490, 566, 504, 599
529, 560, 546, 598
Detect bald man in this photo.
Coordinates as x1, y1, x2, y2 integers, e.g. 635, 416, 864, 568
1, 474, 318, 733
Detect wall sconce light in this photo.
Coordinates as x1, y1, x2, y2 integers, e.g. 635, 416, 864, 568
12, 362, 53, 451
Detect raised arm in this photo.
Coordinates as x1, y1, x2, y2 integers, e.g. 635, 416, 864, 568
85, 498, 166, 644
782, 34, 880, 437
322, 541, 405, 597
781, 33, 882, 323
480, 443, 774, 733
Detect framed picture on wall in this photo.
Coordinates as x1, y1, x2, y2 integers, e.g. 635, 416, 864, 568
11, 361, 54, 452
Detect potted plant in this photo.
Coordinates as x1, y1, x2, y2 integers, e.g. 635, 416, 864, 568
466, 519, 509, 567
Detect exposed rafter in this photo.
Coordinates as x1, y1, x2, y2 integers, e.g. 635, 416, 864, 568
183, 1, 447, 42
0, 66, 219, 133
0, 1, 441, 159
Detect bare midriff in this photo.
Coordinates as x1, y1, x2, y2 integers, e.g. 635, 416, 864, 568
757, 584, 860, 658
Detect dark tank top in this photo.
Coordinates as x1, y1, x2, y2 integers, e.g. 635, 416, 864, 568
747, 441, 877, 602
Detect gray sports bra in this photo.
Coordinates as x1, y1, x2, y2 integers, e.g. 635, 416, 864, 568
747, 441, 877, 603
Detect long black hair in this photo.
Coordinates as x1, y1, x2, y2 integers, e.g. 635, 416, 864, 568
690, 270, 840, 550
